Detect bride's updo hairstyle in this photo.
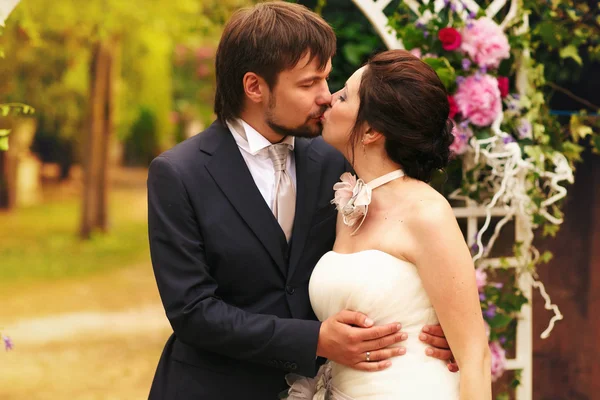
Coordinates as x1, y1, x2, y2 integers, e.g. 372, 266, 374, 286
350, 49, 454, 182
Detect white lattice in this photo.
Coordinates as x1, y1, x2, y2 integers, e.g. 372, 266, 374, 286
350, 0, 535, 398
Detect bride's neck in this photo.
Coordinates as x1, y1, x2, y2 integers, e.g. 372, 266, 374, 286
352, 152, 403, 183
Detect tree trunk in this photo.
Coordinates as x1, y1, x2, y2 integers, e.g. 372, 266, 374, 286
80, 37, 119, 239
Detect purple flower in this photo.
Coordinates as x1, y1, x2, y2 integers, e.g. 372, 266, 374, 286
415, 21, 425, 29
423, 31, 430, 38
467, 21, 474, 29
499, 336, 507, 345
3, 336, 13, 351
450, 3, 457, 11
517, 118, 532, 139
479, 292, 487, 301
503, 135, 516, 144
443, 0, 451, 5
469, 11, 477, 19
484, 305, 497, 319
512, 93, 520, 100
462, 58, 472, 70
479, 66, 488, 74
456, 76, 466, 85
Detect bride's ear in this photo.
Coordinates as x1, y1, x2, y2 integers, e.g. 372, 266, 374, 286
363, 125, 384, 145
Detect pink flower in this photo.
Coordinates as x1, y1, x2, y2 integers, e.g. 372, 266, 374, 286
454, 74, 502, 126
438, 27, 462, 51
475, 268, 487, 291
449, 123, 473, 155
461, 18, 510, 69
489, 341, 507, 382
448, 95, 458, 119
409, 48, 422, 59
497, 76, 509, 98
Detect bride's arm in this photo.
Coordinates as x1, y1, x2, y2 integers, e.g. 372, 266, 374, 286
405, 198, 491, 400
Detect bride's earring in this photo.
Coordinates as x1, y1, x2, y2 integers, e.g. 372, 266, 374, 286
361, 139, 367, 156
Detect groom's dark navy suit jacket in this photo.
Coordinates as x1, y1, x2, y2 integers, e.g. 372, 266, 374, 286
147, 121, 347, 399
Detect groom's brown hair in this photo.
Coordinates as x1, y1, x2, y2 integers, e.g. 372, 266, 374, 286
214, 1, 336, 123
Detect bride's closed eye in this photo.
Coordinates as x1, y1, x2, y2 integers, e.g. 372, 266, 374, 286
334, 92, 347, 103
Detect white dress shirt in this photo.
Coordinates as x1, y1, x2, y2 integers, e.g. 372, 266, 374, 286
226, 119, 296, 211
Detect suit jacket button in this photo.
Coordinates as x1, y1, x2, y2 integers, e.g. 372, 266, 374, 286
284, 362, 291, 369
291, 363, 298, 370
286, 286, 295, 295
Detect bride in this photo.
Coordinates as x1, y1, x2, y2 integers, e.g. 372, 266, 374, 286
287, 49, 491, 399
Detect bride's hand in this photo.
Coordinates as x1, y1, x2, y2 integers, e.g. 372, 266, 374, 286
316, 310, 408, 372
420, 324, 459, 372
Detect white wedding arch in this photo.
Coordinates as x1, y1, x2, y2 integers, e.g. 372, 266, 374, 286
351, 0, 570, 398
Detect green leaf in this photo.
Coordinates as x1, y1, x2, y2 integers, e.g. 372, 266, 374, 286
543, 223, 560, 237
536, 21, 561, 48
559, 45, 583, 65
401, 25, 426, 51
488, 313, 514, 329
540, 250, 554, 264
570, 115, 594, 141
496, 393, 510, 400
566, 9, 580, 21
342, 43, 372, 66
562, 141, 584, 162
422, 57, 456, 90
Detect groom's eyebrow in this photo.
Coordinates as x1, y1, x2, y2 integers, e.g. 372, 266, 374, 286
298, 74, 328, 84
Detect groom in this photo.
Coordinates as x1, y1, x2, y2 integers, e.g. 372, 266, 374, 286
147, 2, 455, 399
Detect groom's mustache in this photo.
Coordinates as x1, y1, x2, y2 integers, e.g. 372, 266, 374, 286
308, 106, 329, 120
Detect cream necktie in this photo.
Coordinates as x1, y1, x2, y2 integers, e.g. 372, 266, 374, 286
268, 143, 296, 242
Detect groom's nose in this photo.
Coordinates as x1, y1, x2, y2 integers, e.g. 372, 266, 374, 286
316, 89, 333, 108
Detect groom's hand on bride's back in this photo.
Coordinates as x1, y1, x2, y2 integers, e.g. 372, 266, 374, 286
420, 324, 460, 373
316, 310, 408, 372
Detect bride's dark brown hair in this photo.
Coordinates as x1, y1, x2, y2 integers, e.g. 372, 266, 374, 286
349, 49, 454, 182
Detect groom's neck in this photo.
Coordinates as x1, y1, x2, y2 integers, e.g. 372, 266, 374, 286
239, 110, 286, 144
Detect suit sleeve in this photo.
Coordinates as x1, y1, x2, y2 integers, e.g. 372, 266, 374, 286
147, 155, 321, 376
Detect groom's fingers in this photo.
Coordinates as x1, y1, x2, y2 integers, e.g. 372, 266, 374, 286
353, 360, 393, 372
419, 332, 450, 349
363, 347, 406, 363
422, 324, 445, 338
359, 330, 407, 353
425, 346, 453, 361
335, 310, 374, 328
358, 323, 403, 341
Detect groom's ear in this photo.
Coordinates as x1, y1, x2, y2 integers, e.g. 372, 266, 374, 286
363, 126, 384, 145
242, 72, 267, 104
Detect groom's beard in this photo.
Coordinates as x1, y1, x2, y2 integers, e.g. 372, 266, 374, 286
266, 99, 327, 138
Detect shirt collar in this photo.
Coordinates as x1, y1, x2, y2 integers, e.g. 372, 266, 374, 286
227, 118, 295, 156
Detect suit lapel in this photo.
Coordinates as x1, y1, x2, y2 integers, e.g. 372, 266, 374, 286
288, 138, 323, 280
204, 124, 288, 277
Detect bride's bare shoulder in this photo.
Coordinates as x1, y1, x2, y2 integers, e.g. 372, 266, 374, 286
403, 185, 455, 229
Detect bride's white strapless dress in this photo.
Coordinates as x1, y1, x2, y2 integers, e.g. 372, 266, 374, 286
305, 249, 460, 399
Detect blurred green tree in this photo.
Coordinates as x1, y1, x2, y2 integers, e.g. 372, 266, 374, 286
1, 0, 251, 238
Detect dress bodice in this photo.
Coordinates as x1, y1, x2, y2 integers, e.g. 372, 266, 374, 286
308, 250, 460, 399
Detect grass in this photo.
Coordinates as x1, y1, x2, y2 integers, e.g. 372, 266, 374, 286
0, 181, 150, 282
0, 170, 172, 399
